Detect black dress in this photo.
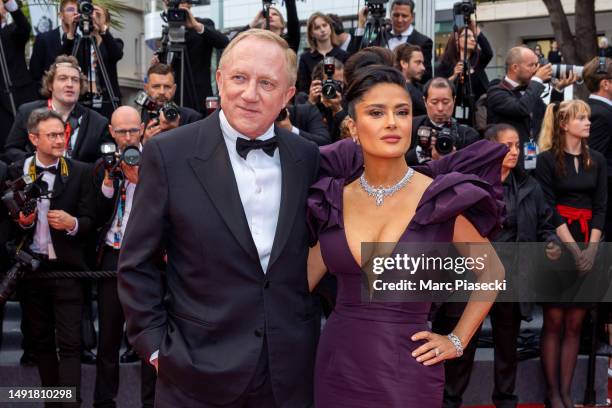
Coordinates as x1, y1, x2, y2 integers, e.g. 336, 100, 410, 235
535, 149, 607, 304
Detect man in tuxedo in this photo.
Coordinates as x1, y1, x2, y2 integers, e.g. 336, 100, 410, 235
141, 63, 202, 144
0, 0, 39, 148
29, 0, 78, 85
3, 55, 111, 165
583, 57, 612, 238
118, 29, 320, 407
395, 43, 427, 117
8, 108, 96, 405
351, 0, 433, 82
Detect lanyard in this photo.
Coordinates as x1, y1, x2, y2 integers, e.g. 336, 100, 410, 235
113, 181, 127, 249
47, 99, 73, 153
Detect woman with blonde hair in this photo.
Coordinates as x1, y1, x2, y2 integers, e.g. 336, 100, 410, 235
297, 12, 349, 94
535, 99, 607, 408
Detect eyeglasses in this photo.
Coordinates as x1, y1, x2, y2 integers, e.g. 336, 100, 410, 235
112, 128, 141, 136
63, 6, 77, 13
33, 132, 65, 141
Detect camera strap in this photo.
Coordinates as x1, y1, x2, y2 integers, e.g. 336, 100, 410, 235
28, 156, 69, 183
112, 181, 127, 249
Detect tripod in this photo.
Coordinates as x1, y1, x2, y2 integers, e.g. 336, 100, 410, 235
0, 27, 16, 116
165, 42, 199, 108
360, 15, 390, 50
71, 20, 119, 111
454, 14, 475, 127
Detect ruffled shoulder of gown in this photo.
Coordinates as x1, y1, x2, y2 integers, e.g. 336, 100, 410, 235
412, 139, 508, 238
306, 138, 508, 242
306, 139, 363, 242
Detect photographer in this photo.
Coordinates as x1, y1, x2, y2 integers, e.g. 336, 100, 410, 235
0, 0, 39, 149
486, 46, 575, 169
352, 0, 433, 82
436, 19, 493, 119
29, 0, 78, 84
245, 0, 300, 53
3, 55, 111, 165
394, 43, 426, 117
140, 63, 202, 143
61, 3, 124, 119
307, 58, 346, 142
6, 108, 96, 404
406, 77, 480, 165
583, 56, 612, 239
161, 0, 228, 113
327, 13, 352, 53
297, 12, 349, 94
93, 106, 157, 408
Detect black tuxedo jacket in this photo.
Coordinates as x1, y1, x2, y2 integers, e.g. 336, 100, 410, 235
7, 157, 96, 269
118, 111, 320, 406
62, 32, 124, 102
172, 18, 229, 111
0, 160, 9, 272
287, 103, 331, 146
587, 97, 612, 175
2, 100, 112, 165
29, 27, 63, 84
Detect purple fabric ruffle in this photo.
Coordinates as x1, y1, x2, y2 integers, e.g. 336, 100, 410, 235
306, 139, 507, 242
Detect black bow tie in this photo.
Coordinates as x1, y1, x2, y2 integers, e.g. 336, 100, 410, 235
36, 165, 57, 175
236, 137, 278, 160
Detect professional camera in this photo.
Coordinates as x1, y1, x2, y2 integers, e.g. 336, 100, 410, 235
365, 0, 389, 20
322, 57, 343, 100
453, 0, 476, 16
77, 0, 94, 35
78, 0, 94, 16
0, 245, 40, 306
552, 64, 584, 80
1, 175, 49, 220
134, 90, 180, 122
417, 125, 457, 157
101, 143, 141, 179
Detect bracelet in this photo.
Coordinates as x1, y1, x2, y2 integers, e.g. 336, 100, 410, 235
447, 333, 464, 357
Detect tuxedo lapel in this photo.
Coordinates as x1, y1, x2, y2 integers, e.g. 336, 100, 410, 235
187, 112, 260, 264
267, 128, 303, 272
71, 105, 87, 158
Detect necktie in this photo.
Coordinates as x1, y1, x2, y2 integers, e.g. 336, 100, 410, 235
36, 165, 58, 175
236, 137, 278, 160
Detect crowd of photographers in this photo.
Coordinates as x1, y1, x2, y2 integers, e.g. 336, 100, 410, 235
0, 0, 611, 406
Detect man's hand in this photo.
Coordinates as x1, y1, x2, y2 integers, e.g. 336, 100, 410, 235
308, 79, 322, 105
66, 12, 80, 39
357, 6, 368, 29
159, 110, 180, 131
553, 70, 578, 91
545, 241, 562, 261
275, 109, 293, 132
534, 63, 553, 83
102, 170, 113, 188
92, 5, 108, 34
47, 210, 77, 232
180, 3, 203, 32
321, 92, 343, 115
249, 10, 265, 29
18, 211, 36, 228
143, 118, 162, 143
120, 163, 139, 185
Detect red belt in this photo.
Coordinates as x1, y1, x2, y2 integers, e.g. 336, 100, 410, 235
556, 204, 592, 243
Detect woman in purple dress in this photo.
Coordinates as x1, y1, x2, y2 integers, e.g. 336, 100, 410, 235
306, 65, 507, 407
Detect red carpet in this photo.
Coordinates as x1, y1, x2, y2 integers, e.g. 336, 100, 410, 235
466, 378, 612, 407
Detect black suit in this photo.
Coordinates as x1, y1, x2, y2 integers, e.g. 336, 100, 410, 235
586, 96, 612, 240
29, 27, 63, 85
9, 157, 95, 404
0, 4, 38, 148
2, 100, 112, 164
287, 103, 331, 146
62, 31, 124, 117
118, 111, 320, 406
349, 27, 433, 82
171, 18, 229, 112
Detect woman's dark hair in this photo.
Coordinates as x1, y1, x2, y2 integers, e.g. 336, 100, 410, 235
344, 47, 395, 87
439, 27, 479, 71
484, 124, 518, 142
345, 65, 406, 118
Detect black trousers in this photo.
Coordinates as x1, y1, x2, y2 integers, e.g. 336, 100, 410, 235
434, 302, 522, 408
21, 262, 83, 408
94, 247, 157, 408
154, 338, 276, 408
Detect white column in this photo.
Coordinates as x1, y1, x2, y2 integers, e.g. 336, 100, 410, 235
414, 0, 436, 70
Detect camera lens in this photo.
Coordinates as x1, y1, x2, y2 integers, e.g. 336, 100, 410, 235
79, 1, 94, 15
436, 133, 455, 155
122, 147, 141, 167
161, 104, 179, 121
322, 82, 337, 99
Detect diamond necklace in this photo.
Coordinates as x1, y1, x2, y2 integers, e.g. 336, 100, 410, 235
359, 167, 415, 207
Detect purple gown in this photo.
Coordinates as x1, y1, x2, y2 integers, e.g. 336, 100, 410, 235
307, 139, 507, 408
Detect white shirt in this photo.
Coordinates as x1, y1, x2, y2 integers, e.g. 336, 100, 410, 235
387, 26, 414, 51
102, 180, 136, 248
24, 155, 78, 258
219, 109, 282, 274
339, 33, 352, 52
590, 94, 612, 107
504, 76, 543, 91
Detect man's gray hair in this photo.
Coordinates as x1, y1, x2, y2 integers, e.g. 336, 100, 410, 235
27, 108, 65, 134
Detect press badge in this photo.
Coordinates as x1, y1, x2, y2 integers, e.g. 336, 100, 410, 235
524, 140, 538, 170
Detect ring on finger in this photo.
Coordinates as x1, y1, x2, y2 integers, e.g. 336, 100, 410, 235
434, 348, 440, 357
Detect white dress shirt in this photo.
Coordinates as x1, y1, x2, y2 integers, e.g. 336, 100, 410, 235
387, 25, 414, 51
590, 94, 612, 107
219, 109, 282, 273
102, 180, 136, 248
24, 155, 78, 258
